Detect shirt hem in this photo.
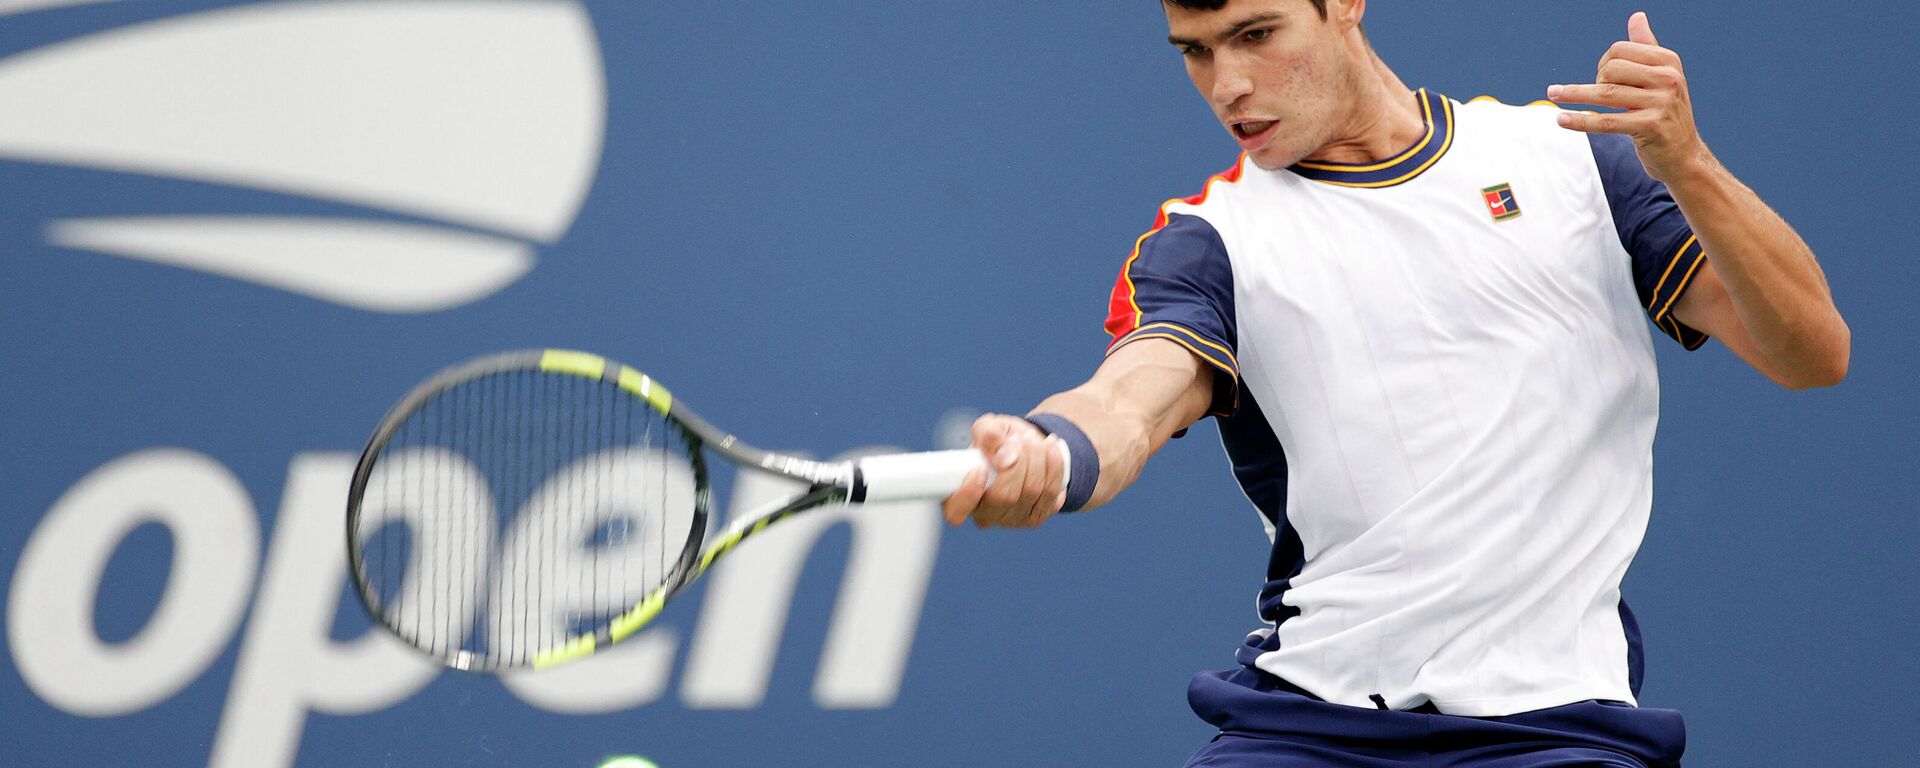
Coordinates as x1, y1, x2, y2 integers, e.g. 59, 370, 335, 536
1425, 686, 1641, 718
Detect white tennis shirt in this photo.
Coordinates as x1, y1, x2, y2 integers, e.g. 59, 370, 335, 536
1105, 90, 1709, 716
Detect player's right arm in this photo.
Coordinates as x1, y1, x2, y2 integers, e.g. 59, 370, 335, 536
941, 337, 1214, 529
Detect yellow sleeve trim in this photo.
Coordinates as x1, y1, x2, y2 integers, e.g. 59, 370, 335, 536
1645, 234, 1700, 311
1654, 247, 1709, 323
1110, 328, 1239, 382
1123, 333, 1236, 379
1127, 323, 1238, 372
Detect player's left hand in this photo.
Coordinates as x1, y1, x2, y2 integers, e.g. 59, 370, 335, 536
1547, 11, 1708, 183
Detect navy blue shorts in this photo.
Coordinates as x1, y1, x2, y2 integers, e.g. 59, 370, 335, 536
1184, 668, 1686, 767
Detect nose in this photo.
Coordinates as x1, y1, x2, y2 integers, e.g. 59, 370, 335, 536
1210, 51, 1254, 110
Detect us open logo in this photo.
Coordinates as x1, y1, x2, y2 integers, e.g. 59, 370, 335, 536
0, 0, 604, 312
1, 4, 942, 768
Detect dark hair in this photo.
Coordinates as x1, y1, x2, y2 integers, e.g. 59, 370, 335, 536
1163, 0, 1328, 18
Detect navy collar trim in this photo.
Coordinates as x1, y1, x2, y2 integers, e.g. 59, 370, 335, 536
1289, 89, 1454, 189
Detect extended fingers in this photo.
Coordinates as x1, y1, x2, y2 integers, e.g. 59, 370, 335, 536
1555, 109, 1641, 135
1548, 82, 1659, 110
1559, 12, 1703, 174
1551, 25, 1689, 125
1603, 58, 1684, 93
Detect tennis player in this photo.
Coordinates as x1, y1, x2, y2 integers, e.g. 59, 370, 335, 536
941, 1, 1848, 766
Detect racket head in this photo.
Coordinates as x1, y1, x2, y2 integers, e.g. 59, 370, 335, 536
345, 350, 710, 672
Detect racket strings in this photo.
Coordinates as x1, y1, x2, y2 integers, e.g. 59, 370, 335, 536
352, 369, 701, 669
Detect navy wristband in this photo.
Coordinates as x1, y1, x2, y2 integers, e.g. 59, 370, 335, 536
1025, 413, 1100, 513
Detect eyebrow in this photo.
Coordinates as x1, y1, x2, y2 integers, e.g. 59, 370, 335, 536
1168, 11, 1286, 48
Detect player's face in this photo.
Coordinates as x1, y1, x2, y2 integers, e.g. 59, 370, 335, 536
1164, 0, 1361, 170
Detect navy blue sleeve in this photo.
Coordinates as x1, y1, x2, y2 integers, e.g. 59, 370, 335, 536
1589, 132, 1710, 350
1104, 212, 1239, 416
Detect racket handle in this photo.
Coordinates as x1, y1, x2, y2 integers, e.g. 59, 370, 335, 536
854, 449, 990, 502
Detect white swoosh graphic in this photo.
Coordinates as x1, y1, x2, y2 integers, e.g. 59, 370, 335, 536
49, 216, 536, 313
0, 0, 605, 242
0, 0, 123, 17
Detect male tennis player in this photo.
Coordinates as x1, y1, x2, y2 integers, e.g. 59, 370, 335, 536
942, 1, 1848, 766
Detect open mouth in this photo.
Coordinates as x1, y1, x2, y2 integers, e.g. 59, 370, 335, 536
1233, 120, 1274, 138
1231, 119, 1278, 150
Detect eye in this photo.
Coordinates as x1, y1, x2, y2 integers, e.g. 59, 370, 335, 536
1179, 45, 1209, 58
1243, 28, 1273, 43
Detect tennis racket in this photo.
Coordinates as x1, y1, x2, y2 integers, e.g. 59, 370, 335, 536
345, 349, 988, 672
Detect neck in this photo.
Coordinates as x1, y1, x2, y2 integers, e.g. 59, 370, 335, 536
1302, 50, 1424, 165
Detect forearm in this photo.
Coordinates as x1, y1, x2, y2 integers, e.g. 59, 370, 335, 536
1027, 389, 1164, 510
943, 339, 1213, 529
1028, 340, 1213, 510
1666, 153, 1851, 384
1548, 14, 1848, 387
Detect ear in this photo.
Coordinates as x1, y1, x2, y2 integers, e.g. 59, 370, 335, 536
1332, 0, 1367, 33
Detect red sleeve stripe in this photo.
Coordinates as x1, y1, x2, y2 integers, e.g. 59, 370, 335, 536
1105, 154, 1249, 343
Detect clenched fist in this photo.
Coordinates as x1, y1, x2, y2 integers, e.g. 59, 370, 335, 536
940, 414, 1067, 529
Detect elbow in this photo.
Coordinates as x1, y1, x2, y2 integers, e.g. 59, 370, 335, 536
1780, 326, 1851, 391
1784, 363, 1846, 391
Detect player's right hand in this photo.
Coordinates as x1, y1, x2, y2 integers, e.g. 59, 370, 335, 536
942, 413, 1066, 529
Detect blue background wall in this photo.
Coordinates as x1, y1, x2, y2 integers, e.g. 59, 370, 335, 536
3, 1, 1914, 766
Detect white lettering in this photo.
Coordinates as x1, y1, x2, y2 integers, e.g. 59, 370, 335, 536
10, 438, 946, 766
356, 447, 497, 655
7, 448, 259, 716
500, 449, 695, 713
681, 447, 939, 709
208, 453, 441, 768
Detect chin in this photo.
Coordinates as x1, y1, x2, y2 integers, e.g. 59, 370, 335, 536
1245, 152, 1289, 171
1246, 144, 1306, 171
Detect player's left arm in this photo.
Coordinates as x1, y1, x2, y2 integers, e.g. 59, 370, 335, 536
1551, 12, 1850, 390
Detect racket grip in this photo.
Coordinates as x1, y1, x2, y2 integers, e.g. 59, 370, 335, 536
854, 449, 991, 502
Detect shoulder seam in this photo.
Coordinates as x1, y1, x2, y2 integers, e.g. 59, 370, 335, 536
1111, 156, 1248, 335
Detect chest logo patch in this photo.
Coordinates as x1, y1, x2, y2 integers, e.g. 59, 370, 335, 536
1482, 183, 1522, 222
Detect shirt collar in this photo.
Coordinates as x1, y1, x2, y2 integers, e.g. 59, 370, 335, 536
1289, 88, 1455, 189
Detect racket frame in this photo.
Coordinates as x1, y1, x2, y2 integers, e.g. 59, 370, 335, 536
347, 348, 977, 672
348, 350, 812, 671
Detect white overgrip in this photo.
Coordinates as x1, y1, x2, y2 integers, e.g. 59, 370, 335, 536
854, 441, 1072, 504
855, 449, 988, 502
